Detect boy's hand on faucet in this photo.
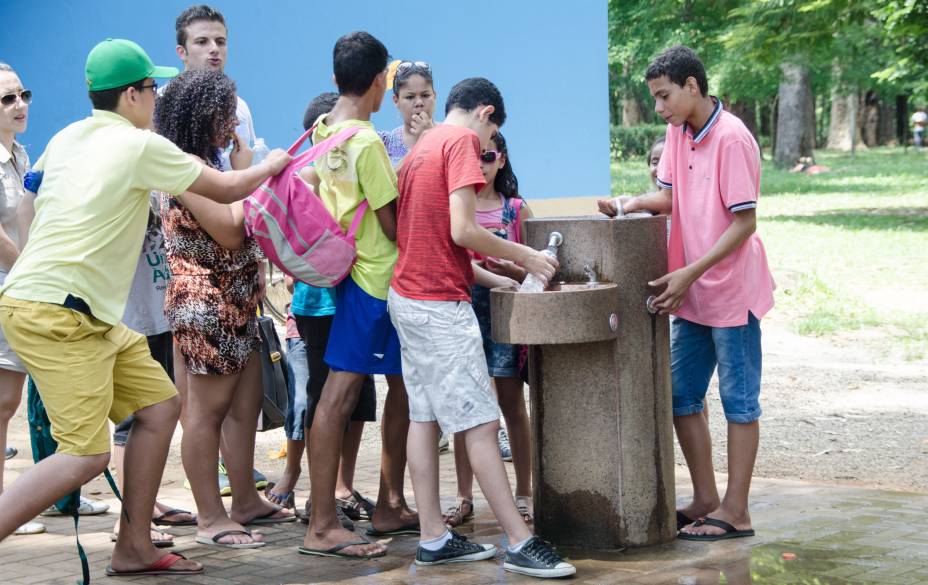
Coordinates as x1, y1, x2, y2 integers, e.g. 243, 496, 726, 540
522, 249, 558, 284
648, 266, 698, 314
597, 195, 632, 218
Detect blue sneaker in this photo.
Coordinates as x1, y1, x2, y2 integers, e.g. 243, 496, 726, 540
415, 530, 497, 566
498, 428, 512, 462
503, 536, 576, 578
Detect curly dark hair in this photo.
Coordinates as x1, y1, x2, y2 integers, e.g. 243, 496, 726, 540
155, 69, 237, 168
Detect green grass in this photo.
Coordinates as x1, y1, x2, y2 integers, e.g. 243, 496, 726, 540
611, 147, 928, 361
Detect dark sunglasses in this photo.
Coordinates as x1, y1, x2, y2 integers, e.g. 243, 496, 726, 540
397, 60, 431, 75
1, 89, 32, 107
139, 82, 158, 93
480, 150, 503, 163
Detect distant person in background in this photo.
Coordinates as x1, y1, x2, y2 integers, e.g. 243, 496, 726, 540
0, 62, 44, 537
912, 106, 927, 149
170, 2, 269, 494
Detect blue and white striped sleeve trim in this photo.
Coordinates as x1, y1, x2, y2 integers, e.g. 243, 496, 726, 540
656, 178, 672, 190
729, 201, 757, 213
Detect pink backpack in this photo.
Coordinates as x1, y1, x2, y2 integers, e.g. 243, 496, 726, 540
243, 125, 367, 287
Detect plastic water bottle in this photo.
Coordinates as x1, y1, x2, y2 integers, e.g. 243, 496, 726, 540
519, 232, 563, 293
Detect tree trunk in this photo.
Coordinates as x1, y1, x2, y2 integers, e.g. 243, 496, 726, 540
801, 90, 816, 153
775, 62, 813, 166
896, 95, 909, 146
878, 101, 896, 145
862, 91, 880, 147
621, 96, 641, 127
827, 88, 861, 150
726, 99, 758, 139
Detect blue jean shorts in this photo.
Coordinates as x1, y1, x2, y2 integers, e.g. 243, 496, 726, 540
471, 285, 520, 377
670, 313, 762, 424
284, 337, 310, 441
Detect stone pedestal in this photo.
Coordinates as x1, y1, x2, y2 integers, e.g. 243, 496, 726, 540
491, 215, 675, 550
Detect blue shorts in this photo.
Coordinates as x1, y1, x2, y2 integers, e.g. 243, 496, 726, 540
324, 276, 402, 375
471, 284, 520, 377
670, 313, 762, 424
284, 337, 310, 441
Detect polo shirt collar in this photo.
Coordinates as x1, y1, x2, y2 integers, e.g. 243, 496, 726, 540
0, 140, 25, 165
682, 97, 722, 144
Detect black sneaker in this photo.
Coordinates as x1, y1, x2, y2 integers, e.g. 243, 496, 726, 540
415, 530, 497, 566
504, 536, 576, 578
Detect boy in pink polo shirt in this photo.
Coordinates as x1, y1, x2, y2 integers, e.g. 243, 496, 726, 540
599, 45, 774, 542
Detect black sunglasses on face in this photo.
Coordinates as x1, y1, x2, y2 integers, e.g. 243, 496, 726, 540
1, 90, 32, 107
480, 150, 502, 163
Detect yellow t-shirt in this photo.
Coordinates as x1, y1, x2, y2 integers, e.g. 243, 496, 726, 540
313, 117, 399, 300
1, 110, 202, 324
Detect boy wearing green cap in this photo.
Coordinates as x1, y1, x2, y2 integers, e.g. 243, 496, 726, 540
0, 39, 289, 576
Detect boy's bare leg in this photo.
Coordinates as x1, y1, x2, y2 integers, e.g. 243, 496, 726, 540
111, 396, 198, 573
111, 444, 174, 545
303, 371, 384, 555
452, 433, 475, 501
496, 376, 532, 498
369, 374, 417, 532
681, 421, 758, 536
224, 354, 292, 523
463, 420, 533, 545
272, 438, 305, 498
674, 412, 721, 523
406, 420, 444, 540
0, 452, 108, 539
334, 422, 363, 497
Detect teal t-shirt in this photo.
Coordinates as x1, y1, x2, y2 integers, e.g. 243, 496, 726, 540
291, 281, 336, 317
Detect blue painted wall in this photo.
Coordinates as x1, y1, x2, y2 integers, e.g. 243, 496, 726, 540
0, 0, 609, 199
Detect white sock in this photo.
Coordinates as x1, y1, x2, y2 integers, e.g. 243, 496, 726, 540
508, 536, 532, 553
420, 530, 452, 551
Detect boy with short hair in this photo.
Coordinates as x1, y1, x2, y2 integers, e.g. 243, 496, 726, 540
389, 77, 575, 578
0, 38, 289, 575
599, 45, 775, 541
300, 31, 415, 560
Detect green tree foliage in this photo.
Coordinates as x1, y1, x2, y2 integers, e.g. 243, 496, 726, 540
872, 0, 928, 99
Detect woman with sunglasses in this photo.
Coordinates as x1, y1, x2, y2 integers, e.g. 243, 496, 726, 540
0, 63, 45, 536
442, 132, 537, 528
379, 61, 436, 167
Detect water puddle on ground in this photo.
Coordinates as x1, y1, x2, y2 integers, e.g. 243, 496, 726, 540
668, 542, 888, 585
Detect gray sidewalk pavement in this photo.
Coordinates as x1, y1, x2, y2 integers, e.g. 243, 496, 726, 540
2, 448, 927, 584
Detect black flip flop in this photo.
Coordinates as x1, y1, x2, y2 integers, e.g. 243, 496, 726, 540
152, 508, 197, 527
677, 517, 755, 541
297, 540, 386, 559
365, 521, 420, 537
676, 510, 696, 531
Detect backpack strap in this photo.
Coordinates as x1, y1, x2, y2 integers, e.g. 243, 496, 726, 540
288, 123, 362, 169
347, 200, 370, 238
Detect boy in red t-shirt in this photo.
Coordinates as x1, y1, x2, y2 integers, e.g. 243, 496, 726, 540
389, 78, 574, 578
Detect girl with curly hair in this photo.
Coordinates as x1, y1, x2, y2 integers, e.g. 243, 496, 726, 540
155, 69, 293, 549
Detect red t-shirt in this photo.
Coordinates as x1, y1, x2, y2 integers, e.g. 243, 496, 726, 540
392, 125, 486, 301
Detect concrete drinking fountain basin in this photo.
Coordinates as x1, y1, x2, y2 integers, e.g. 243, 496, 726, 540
489, 215, 675, 551
490, 282, 619, 345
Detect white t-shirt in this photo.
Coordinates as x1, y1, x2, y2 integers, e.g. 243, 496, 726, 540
122, 193, 171, 336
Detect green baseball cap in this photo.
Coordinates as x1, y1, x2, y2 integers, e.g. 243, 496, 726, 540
85, 38, 179, 91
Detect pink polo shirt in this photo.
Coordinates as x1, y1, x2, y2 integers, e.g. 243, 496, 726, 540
656, 101, 775, 328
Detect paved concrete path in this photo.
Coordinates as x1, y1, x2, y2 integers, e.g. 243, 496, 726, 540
2, 451, 927, 584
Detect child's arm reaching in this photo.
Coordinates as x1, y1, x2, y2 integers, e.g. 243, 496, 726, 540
597, 189, 672, 217
649, 208, 757, 314
473, 261, 518, 289
449, 186, 557, 283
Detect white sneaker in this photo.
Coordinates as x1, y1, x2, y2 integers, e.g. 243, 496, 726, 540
41, 496, 110, 516
14, 521, 46, 535
438, 432, 450, 453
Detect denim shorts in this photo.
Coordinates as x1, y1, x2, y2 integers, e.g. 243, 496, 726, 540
388, 288, 499, 435
670, 313, 762, 424
471, 284, 520, 377
284, 337, 310, 441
